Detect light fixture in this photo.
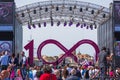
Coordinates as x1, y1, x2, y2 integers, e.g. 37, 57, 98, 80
69, 6, 72, 11
56, 6, 59, 11
76, 22, 80, 27
94, 22, 97, 29
90, 24, 93, 30
86, 7, 88, 11
91, 10, 94, 14
51, 21, 53, 26
40, 7, 42, 10
44, 22, 46, 27
80, 8, 82, 12
28, 24, 31, 29
45, 7, 48, 12
21, 13, 24, 17
57, 21, 60, 26
33, 9, 36, 14
32, 24, 36, 28
103, 14, 106, 18
86, 26, 89, 29
74, 5, 76, 9
69, 21, 73, 26
81, 24, 83, 28
83, 23, 86, 27
38, 23, 41, 28
94, 24, 97, 29
64, 21, 67, 26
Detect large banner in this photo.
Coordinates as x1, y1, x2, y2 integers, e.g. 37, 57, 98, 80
0, 2, 14, 25
0, 2, 14, 53
0, 41, 12, 54
114, 1, 120, 67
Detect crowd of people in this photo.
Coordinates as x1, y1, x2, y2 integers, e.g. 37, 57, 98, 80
0, 47, 120, 80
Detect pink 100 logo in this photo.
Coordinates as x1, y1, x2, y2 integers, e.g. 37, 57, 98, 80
24, 39, 99, 65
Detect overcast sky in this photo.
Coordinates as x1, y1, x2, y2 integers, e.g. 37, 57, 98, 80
15, 0, 112, 8
14, 0, 113, 58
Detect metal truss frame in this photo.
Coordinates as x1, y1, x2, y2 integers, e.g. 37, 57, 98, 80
15, 0, 110, 27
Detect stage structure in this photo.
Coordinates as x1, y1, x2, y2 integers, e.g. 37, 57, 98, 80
15, 0, 111, 65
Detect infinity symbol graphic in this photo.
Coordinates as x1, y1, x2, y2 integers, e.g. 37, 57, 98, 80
37, 39, 99, 65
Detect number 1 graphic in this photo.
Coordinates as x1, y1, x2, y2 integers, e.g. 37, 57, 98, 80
24, 40, 34, 65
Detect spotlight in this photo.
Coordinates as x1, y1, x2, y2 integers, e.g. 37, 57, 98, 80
90, 25, 93, 30
44, 22, 46, 27
69, 7, 72, 11
94, 25, 97, 29
64, 21, 67, 26
86, 7, 88, 11
45, 7, 48, 12
57, 21, 60, 26
86, 26, 89, 29
94, 24, 97, 29
32, 24, 36, 28
21, 13, 24, 17
93, 21, 97, 29
38, 23, 41, 28
74, 5, 76, 9
76, 22, 80, 27
80, 8, 82, 12
103, 14, 106, 18
40, 7, 42, 10
83, 23, 86, 27
51, 21, 54, 26
69, 21, 73, 26
28, 24, 31, 29
33, 10, 36, 14
91, 10, 94, 14
81, 25, 83, 28
56, 6, 59, 11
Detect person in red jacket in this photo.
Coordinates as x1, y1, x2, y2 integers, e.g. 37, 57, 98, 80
40, 65, 57, 80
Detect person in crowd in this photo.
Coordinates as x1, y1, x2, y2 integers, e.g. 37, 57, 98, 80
91, 66, 100, 79
62, 66, 69, 80
54, 69, 62, 80
9, 53, 18, 80
84, 67, 90, 80
16, 53, 20, 67
116, 67, 120, 78
98, 47, 108, 79
109, 67, 114, 78
40, 65, 57, 80
74, 66, 82, 79
0, 65, 12, 80
14, 67, 23, 80
0, 51, 9, 70
98, 47, 113, 80
28, 67, 34, 80
66, 64, 72, 75
34, 69, 43, 80
20, 51, 26, 67
80, 65, 86, 79
106, 49, 114, 76
89, 66, 94, 79
20, 51, 27, 80
66, 68, 79, 80
58, 66, 63, 80
32, 66, 37, 79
